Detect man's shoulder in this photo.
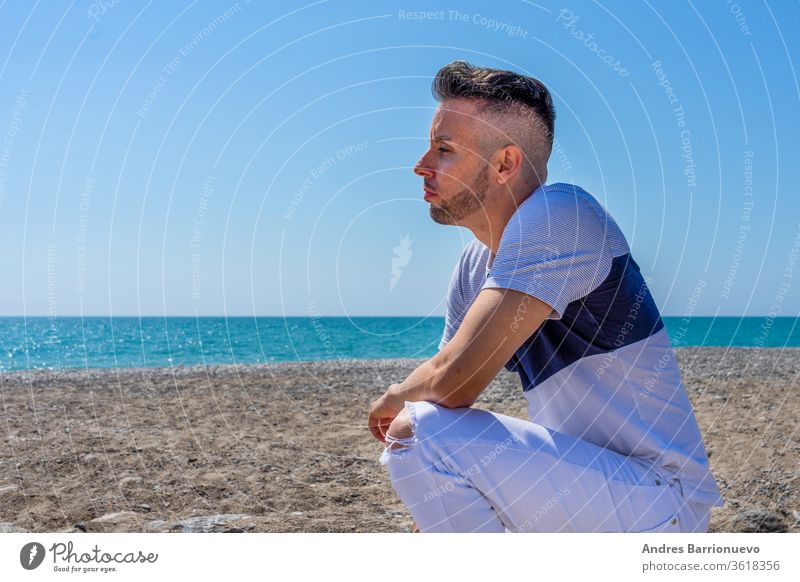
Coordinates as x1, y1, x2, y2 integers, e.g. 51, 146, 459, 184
510, 182, 630, 256
517, 182, 602, 217
541, 182, 596, 198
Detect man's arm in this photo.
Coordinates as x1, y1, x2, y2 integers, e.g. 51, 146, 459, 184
368, 287, 552, 441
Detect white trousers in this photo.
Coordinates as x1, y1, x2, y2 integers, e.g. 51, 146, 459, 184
379, 400, 711, 533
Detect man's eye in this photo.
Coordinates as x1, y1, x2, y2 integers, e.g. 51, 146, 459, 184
437, 147, 450, 153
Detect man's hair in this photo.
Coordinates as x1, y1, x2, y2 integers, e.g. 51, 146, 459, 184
432, 60, 556, 150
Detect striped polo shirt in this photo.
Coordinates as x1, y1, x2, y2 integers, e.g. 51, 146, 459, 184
439, 182, 724, 510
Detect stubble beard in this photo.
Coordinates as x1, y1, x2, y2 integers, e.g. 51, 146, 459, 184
429, 166, 490, 225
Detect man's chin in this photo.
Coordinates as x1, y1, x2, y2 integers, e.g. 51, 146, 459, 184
429, 206, 455, 225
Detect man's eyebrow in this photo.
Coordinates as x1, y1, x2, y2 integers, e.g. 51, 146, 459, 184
431, 135, 452, 142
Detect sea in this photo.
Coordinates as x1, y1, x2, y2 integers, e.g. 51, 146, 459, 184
0, 316, 798, 372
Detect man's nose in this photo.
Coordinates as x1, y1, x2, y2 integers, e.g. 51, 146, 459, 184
413, 156, 434, 178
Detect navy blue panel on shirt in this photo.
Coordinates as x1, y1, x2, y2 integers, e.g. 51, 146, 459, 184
505, 252, 664, 390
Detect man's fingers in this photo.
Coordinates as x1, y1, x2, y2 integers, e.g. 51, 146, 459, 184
368, 415, 388, 443
369, 425, 385, 443
368, 395, 401, 444
368, 413, 396, 443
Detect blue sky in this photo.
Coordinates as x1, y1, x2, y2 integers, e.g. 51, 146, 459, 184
0, 0, 797, 317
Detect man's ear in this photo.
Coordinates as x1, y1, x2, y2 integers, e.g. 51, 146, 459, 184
495, 145, 523, 185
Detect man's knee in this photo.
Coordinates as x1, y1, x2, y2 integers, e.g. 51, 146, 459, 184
385, 400, 453, 450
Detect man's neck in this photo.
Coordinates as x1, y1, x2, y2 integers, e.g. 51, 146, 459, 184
469, 182, 543, 255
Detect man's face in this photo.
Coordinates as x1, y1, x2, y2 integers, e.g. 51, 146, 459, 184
414, 100, 493, 226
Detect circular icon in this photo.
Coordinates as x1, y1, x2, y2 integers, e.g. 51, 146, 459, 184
20, 542, 46, 570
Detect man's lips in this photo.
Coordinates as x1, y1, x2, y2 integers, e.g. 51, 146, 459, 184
423, 188, 438, 201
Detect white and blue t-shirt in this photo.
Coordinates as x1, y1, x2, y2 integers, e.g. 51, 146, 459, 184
439, 182, 724, 509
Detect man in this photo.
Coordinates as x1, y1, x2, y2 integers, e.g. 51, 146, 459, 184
367, 61, 724, 533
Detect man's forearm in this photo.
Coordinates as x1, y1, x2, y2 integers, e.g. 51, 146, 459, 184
387, 350, 480, 408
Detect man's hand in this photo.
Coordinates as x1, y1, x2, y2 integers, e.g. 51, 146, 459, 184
367, 385, 407, 443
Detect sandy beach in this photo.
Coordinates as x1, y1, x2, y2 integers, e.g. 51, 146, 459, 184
1, 347, 798, 533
